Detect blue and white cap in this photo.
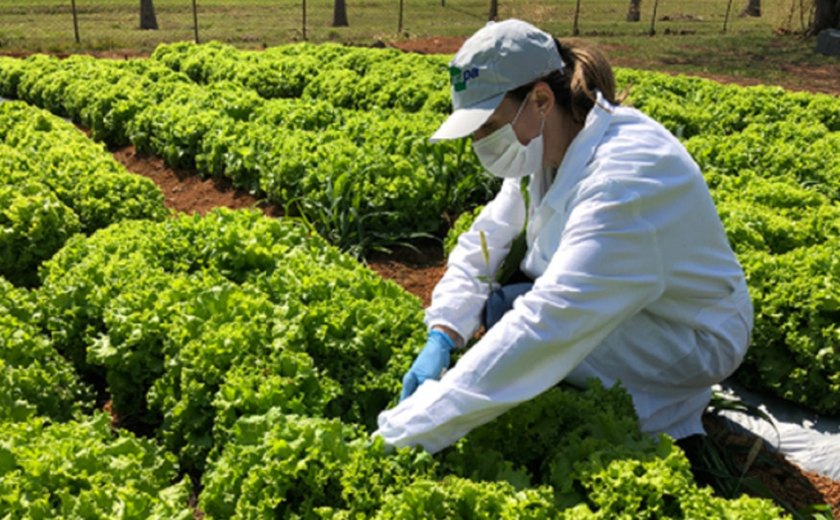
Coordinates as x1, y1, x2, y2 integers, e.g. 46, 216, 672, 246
430, 19, 566, 143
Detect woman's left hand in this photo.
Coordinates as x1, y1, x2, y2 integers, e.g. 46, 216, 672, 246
399, 329, 455, 401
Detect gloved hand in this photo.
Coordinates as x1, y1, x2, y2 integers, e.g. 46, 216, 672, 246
400, 329, 455, 401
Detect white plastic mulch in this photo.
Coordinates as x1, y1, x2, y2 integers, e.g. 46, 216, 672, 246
714, 379, 840, 481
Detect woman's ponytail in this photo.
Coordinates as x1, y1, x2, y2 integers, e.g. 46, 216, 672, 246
508, 38, 618, 124
555, 38, 617, 124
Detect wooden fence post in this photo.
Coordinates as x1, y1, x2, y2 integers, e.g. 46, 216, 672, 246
302, 0, 307, 40
70, 0, 80, 44
649, 0, 660, 35
723, 0, 734, 33
192, 0, 200, 43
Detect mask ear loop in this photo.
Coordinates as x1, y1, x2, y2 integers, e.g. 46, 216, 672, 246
511, 91, 530, 127
512, 91, 547, 141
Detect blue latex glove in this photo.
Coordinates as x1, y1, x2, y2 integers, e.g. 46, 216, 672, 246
400, 329, 455, 401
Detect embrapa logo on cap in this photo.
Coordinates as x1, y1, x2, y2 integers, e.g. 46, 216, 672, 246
449, 66, 479, 92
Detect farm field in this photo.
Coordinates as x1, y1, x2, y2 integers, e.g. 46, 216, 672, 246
1, 34, 840, 518
2, 0, 840, 93
113, 127, 840, 518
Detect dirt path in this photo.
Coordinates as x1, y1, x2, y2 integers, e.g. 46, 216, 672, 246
112, 146, 282, 217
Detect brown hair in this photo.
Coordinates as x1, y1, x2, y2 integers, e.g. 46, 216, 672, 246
508, 38, 617, 125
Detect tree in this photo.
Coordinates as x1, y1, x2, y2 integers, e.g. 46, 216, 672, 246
140, 0, 158, 30
332, 0, 348, 27
627, 0, 642, 22
740, 0, 760, 17
809, 0, 840, 34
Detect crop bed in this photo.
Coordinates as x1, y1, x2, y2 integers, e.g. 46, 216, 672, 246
1, 42, 839, 517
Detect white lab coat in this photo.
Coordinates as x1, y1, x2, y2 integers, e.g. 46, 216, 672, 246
374, 93, 752, 454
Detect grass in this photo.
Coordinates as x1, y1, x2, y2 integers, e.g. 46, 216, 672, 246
0, 0, 837, 91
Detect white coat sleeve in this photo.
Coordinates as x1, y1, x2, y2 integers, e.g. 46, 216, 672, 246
424, 178, 526, 341
376, 179, 667, 453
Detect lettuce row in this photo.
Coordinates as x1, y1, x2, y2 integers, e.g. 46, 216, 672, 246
37, 209, 424, 474
688, 122, 840, 202
0, 173, 80, 287
149, 40, 452, 113
738, 243, 840, 414
442, 382, 780, 519
197, 384, 781, 518
0, 414, 192, 519
0, 101, 168, 285
0, 53, 490, 255
198, 409, 438, 518
0, 54, 185, 147
0, 277, 92, 423
617, 68, 840, 138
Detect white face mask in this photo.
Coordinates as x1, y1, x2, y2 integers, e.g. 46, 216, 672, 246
472, 94, 545, 179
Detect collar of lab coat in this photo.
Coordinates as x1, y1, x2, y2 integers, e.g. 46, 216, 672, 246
542, 90, 616, 213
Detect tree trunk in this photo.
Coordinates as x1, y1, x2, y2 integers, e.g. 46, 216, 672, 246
810, 0, 840, 34
740, 0, 761, 17
627, 0, 642, 22
332, 0, 348, 27
488, 0, 498, 21
139, 0, 158, 30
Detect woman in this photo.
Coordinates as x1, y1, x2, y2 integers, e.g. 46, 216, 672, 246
374, 19, 751, 457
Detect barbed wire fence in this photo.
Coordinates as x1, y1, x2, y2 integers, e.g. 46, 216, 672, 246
0, 0, 818, 53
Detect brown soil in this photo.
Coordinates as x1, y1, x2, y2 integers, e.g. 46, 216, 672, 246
388, 36, 466, 55
365, 242, 446, 308
705, 415, 840, 518
111, 147, 840, 516
112, 146, 282, 217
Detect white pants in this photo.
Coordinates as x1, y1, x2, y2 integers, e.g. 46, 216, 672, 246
565, 291, 752, 439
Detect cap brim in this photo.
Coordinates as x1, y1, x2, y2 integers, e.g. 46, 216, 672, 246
429, 92, 505, 143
